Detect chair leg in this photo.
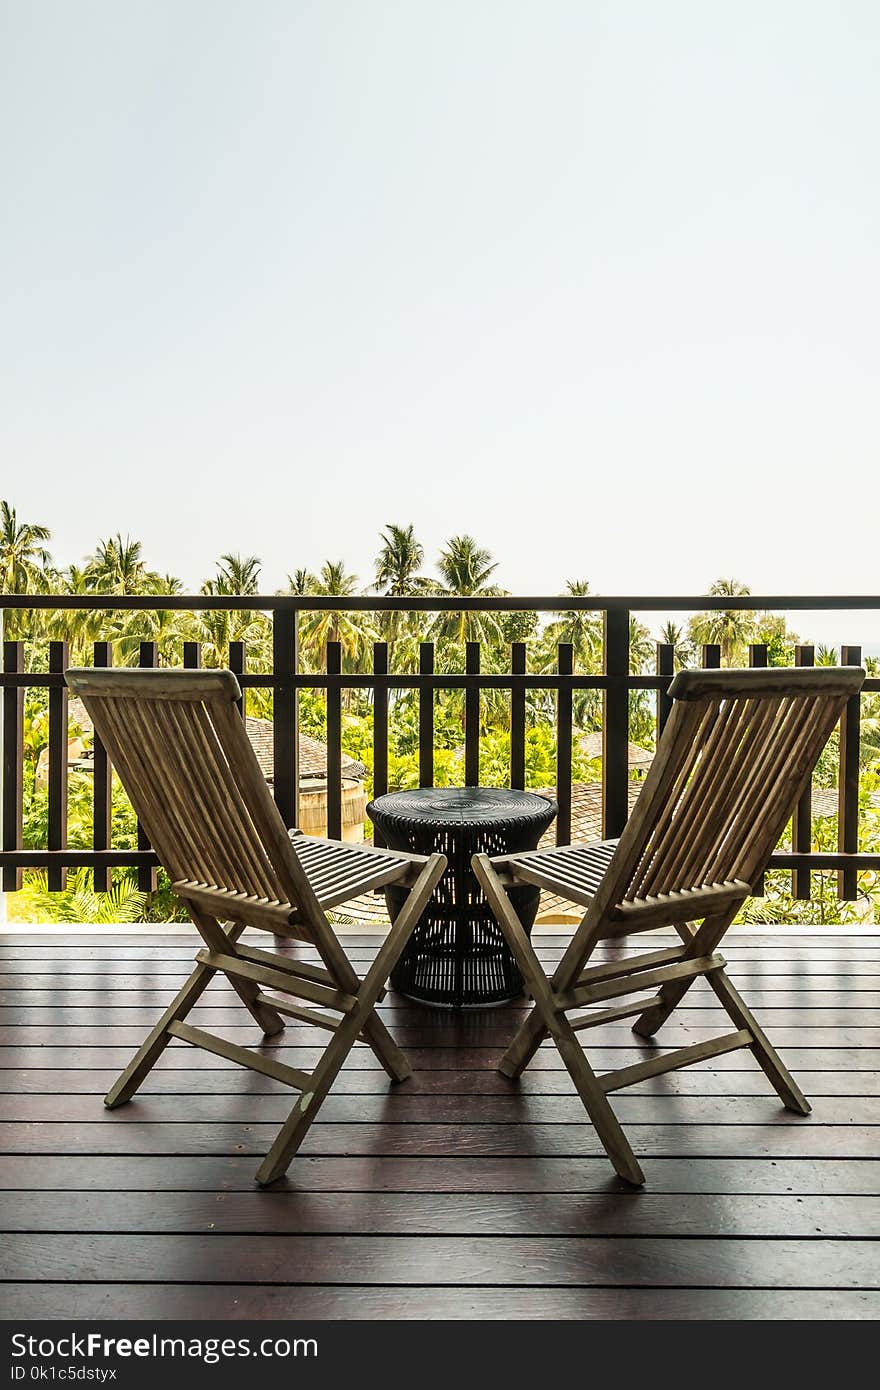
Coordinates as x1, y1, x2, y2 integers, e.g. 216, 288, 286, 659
472, 855, 645, 1186
708, 965, 811, 1114
631, 909, 736, 1039
190, 908, 285, 1037
256, 854, 447, 1185
498, 1009, 549, 1079
105, 924, 246, 1108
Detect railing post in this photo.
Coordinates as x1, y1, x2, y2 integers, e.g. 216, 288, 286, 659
92, 641, 113, 892
603, 609, 630, 839
47, 640, 69, 891
656, 642, 674, 736
372, 642, 388, 846
272, 608, 299, 830
510, 642, 526, 791
2, 641, 24, 892
228, 641, 246, 720
419, 642, 434, 788
326, 641, 342, 841
137, 643, 158, 892
556, 643, 573, 845
791, 645, 815, 900
701, 644, 721, 669
838, 644, 861, 901
465, 642, 480, 787
747, 643, 769, 895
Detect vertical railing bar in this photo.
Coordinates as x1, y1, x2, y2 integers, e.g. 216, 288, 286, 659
603, 610, 630, 839
2, 641, 24, 892
656, 642, 674, 737
792, 644, 815, 900
228, 640, 246, 721
372, 642, 388, 847
182, 642, 202, 669
748, 643, 768, 668
747, 643, 769, 895
272, 609, 299, 829
465, 642, 480, 787
326, 641, 343, 842
47, 640, 69, 892
510, 642, 526, 791
91, 641, 113, 892
701, 644, 721, 669
136, 642, 159, 892
838, 643, 861, 901
419, 642, 434, 788
556, 642, 573, 846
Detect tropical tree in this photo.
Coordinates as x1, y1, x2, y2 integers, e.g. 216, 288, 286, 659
629, 616, 654, 674
432, 534, 505, 645
85, 534, 161, 595
688, 578, 757, 665
658, 621, 692, 670
542, 581, 602, 673
0, 500, 53, 639
375, 523, 434, 665
299, 561, 372, 670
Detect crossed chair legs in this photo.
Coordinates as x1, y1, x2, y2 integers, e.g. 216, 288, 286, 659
471, 853, 810, 1187
103, 853, 447, 1186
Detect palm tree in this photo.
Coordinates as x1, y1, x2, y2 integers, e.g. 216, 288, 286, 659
299, 561, 371, 670
629, 616, 654, 674
433, 535, 504, 645
0, 501, 53, 640
658, 621, 692, 671
374, 523, 434, 664
85, 534, 162, 595
688, 579, 757, 665
816, 644, 838, 666
0, 501, 52, 592
285, 568, 317, 596
546, 581, 602, 673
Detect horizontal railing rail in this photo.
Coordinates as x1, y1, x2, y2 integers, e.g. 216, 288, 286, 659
2, 594, 879, 907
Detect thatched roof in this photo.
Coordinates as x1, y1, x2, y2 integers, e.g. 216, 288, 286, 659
67, 697, 367, 783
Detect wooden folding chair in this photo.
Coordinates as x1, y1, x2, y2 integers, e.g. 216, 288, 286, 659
472, 666, 865, 1186
65, 667, 446, 1186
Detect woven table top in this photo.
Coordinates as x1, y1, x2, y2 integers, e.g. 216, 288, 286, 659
368, 786, 557, 829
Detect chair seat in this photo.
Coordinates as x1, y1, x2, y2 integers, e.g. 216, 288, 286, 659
498, 838, 620, 907
290, 831, 420, 910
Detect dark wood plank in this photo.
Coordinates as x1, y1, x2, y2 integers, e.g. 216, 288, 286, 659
4, 1067, 879, 1097
3, 1045, 877, 1072
3, 1190, 875, 1238
2, 1153, 876, 1195
2, 1120, 875, 1158
2, 1092, 874, 1125
3, 1284, 876, 1320
2, 1233, 876, 1287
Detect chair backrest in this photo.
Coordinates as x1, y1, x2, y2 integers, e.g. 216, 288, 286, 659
64, 667, 318, 923
597, 666, 865, 914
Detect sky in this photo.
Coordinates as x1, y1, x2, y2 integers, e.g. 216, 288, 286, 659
1, 1, 878, 644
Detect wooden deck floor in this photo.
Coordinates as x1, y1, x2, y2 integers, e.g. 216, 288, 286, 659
0, 928, 878, 1320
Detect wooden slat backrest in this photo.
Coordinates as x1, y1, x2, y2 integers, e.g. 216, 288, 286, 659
595, 667, 865, 913
64, 668, 321, 925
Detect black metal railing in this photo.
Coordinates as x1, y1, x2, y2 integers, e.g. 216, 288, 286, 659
2, 593, 879, 901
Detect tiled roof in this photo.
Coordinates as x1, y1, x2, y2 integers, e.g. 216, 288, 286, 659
68, 697, 367, 783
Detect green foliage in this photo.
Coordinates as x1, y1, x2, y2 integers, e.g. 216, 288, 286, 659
3, 502, 879, 926
14, 869, 147, 924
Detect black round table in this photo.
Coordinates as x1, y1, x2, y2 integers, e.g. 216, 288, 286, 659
367, 787, 557, 1007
